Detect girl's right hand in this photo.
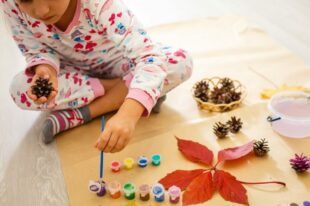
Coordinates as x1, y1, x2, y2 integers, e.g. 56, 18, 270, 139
26, 64, 58, 105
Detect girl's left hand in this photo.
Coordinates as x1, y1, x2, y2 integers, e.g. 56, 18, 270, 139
94, 99, 145, 153
94, 112, 137, 153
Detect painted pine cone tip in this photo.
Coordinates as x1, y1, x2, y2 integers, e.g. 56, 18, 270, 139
290, 153, 310, 173
213, 122, 229, 138
227, 116, 243, 133
31, 77, 54, 98
253, 138, 270, 157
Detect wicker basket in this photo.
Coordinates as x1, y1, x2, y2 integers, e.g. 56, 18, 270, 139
192, 77, 246, 112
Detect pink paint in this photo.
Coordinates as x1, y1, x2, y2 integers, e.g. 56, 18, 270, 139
168, 186, 181, 204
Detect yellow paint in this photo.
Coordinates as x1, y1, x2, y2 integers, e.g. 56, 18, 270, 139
123, 157, 135, 169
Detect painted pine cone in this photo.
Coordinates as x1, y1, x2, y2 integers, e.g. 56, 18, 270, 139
31, 77, 54, 98
290, 154, 310, 173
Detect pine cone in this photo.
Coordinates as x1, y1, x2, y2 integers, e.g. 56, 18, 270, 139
210, 87, 224, 104
219, 78, 234, 91
253, 138, 270, 156
230, 91, 241, 101
227, 116, 243, 133
31, 77, 54, 98
213, 122, 229, 138
290, 153, 310, 173
194, 80, 209, 102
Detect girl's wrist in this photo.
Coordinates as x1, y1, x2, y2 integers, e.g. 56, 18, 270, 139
117, 99, 145, 122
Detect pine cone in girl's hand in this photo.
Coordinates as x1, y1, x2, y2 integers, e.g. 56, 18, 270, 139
213, 122, 229, 138
31, 77, 54, 98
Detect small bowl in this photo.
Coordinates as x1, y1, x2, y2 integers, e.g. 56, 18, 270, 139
267, 91, 310, 138
192, 77, 246, 112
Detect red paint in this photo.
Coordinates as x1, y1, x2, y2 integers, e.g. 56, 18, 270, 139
111, 161, 121, 172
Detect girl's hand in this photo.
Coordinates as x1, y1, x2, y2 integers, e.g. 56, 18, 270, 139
27, 64, 58, 104
94, 99, 145, 153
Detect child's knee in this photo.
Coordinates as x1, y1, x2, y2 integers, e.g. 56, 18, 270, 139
168, 48, 193, 82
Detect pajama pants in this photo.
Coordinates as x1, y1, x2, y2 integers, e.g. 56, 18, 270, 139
10, 45, 193, 111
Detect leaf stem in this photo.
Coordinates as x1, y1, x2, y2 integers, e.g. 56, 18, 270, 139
239, 180, 286, 186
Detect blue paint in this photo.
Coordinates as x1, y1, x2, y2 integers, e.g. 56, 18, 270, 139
138, 156, 148, 168
153, 184, 165, 202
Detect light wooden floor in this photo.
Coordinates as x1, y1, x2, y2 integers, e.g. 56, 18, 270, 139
0, 1, 309, 206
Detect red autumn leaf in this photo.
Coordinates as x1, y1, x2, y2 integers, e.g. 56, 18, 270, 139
176, 136, 213, 166
217, 140, 255, 163
183, 171, 214, 205
159, 169, 206, 190
214, 170, 249, 205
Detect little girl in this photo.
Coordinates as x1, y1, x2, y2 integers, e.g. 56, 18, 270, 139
2, 0, 193, 153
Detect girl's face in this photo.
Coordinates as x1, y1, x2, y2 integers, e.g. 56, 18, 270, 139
15, 0, 71, 24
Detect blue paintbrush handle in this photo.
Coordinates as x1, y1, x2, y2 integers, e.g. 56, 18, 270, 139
100, 116, 104, 179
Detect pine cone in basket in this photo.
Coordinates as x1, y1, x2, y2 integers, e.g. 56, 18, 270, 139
230, 90, 242, 101
213, 122, 229, 138
209, 87, 224, 104
31, 77, 54, 98
219, 77, 234, 91
194, 80, 209, 102
253, 138, 270, 156
226, 116, 243, 133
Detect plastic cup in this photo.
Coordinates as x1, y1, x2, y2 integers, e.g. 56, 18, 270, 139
168, 185, 181, 204
152, 183, 165, 202
151, 154, 161, 166
123, 182, 135, 200
123, 158, 135, 169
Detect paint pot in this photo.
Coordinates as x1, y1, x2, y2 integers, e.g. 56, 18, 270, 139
138, 156, 148, 168
88, 180, 101, 193
123, 182, 135, 200
108, 181, 121, 199
139, 184, 150, 201
152, 183, 165, 202
88, 180, 106, 196
151, 154, 161, 166
110, 161, 121, 172
124, 158, 135, 169
168, 185, 181, 204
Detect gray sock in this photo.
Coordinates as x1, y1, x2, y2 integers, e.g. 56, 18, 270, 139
152, 95, 167, 113
42, 106, 92, 144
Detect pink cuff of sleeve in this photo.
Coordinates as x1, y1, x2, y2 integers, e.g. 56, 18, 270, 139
88, 78, 105, 98
25, 60, 59, 76
126, 88, 155, 117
